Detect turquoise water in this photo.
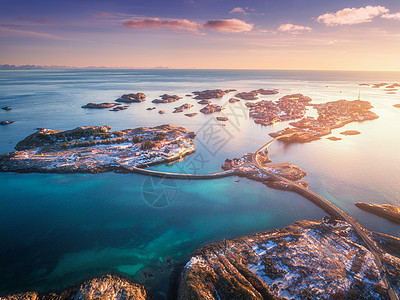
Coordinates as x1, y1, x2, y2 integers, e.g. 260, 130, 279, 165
0, 69, 399, 298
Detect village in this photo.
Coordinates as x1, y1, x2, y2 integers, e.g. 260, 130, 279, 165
0, 125, 196, 173
246, 94, 310, 126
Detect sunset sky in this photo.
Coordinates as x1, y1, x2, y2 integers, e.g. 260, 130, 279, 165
1, 0, 400, 70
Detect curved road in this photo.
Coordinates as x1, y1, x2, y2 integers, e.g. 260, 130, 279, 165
252, 135, 399, 300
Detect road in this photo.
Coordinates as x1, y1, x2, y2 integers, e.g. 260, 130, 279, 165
252, 135, 399, 300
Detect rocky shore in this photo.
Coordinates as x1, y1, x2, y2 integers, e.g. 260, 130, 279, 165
0, 274, 148, 300
355, 202, 400, 223
178, 219, 400, 299
0, 125, 196, 173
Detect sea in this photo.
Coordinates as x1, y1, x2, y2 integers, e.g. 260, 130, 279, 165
0, 69, 399, 298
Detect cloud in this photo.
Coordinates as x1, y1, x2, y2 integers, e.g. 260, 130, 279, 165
277, 23, 312, 33
230, 7, 247, 14
317, 5, 389, 26
123, 18, 200, 32
0, 27, 64, 40
123, 17, 253, 34
382, 12, 400, 20
203, 19, 253, 33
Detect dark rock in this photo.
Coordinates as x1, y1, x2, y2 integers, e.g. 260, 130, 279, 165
116, 93, 146, 103
2, 106, 12, 111
82, 103, 120, 109
0, 121, 14, 125
152, 94, 181, 103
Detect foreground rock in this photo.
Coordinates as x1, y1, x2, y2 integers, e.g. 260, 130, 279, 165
355, 202, 400, 223
178, 219, 400, 299
116, 93, 146, 103
82, 102, 120, 109
1, 274, 148, 300
0, 125, 195, 173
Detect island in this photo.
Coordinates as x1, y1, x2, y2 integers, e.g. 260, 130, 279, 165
229, 98, 240, 103
246, 94, 308, 126
1, 106, 12, 111
394, 104, 400, 108
197, 99, 211, 105
178, 218, 400, 299
269, 99, 378, 143
81, 102, 121, 109
110, 105, 129, 111
192, 89, 235, 100
327, 136, 342, 141
115, 92, 146, 103
200, 104, 223, 114
0, 125, 195, 173
152, 94, 182, 103
235, 88, 280, 100
355, 202, 400, 223
173, 103, 193, 113
341, 130, 361, 136
184, 113, 197, 117
0, 121, 14, 125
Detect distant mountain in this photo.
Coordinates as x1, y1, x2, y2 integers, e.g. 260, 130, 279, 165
0, 64, 69, 70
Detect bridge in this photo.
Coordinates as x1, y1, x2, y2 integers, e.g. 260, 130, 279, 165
119, 163, 234, 179
252, 136, 399, 300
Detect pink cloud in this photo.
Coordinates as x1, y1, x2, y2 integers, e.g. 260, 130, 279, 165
203, 19, 253, 33
317, 5, 389, 26
382, 12, 400, 20
229, 7, 247, 14
123, 18, 200, 32
277, 23, 312, 33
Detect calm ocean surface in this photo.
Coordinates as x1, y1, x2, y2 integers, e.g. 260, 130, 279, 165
0, 69, 399, 298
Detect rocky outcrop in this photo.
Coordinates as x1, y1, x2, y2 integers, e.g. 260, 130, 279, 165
178, 220, 399, 300
1, 106, 12, 111
116, 93, 146, 103
200, 104, 223, 114
82, 103, 120, 109
355, 202, 400, 223
235, 91, 258, 100
152, 94, 181, 103
0, 121, 14, 125
393, 104, 400, 108
193, 89, 234, 100
110, 106, 129, 111
173, 103, 193, 113
340, 130, 361, 136
184, 113, 197, 117
1, 274, 148, 300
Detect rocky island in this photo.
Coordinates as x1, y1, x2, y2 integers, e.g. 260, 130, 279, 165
115, 92, 146, 103
235, 89, 279, 100
270, 99, 378, 143
81, 102, 121, 109
1, 106, 12, 111
173, 103, 193, 113
341, 130, 361, 136
192, 89, 235, 100
247, 94, 308, 126
200, 104, 223, 114
178, 219, 400, 299
0, 125, 195, 173
0, 120, 14, 125
355, 202, 400, 223
152, 94, 182, 103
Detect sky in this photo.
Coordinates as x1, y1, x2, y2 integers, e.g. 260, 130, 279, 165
1, 0, 400, 70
